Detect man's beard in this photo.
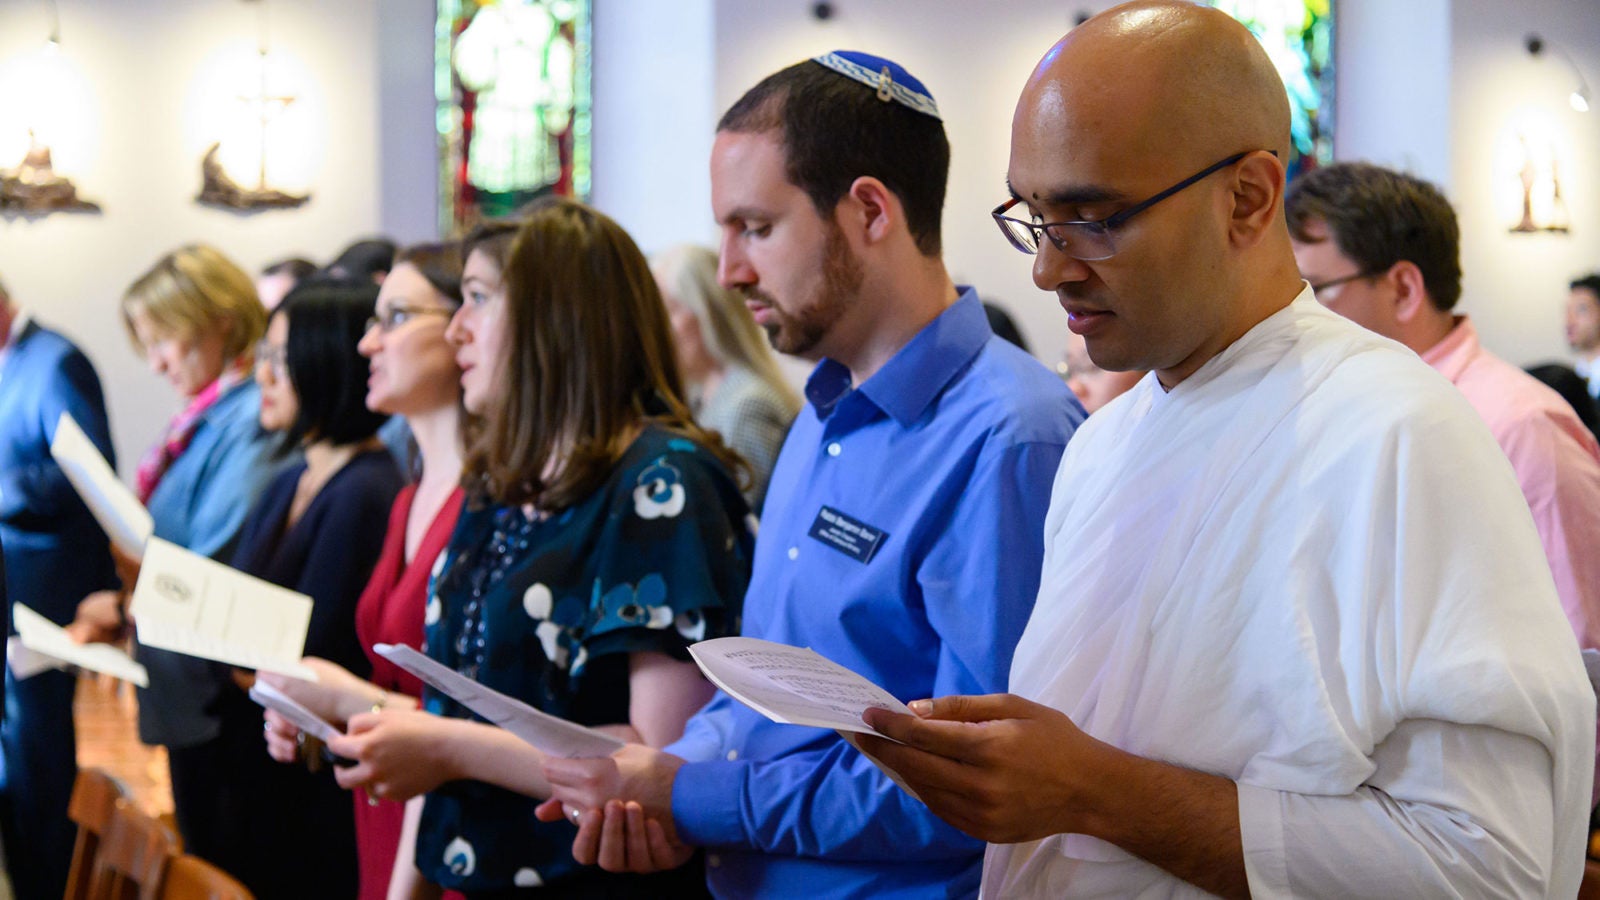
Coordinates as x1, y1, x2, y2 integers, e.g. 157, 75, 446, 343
751, 223, 862, 357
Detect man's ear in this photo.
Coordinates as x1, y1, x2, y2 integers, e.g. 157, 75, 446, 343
1388, 260, 1433, 325
1228, 151, 1285, 249
841, 176, 898, 246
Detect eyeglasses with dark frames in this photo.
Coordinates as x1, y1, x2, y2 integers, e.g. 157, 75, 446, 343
992, 150, 1276, 261
1307, 270, 1380, 298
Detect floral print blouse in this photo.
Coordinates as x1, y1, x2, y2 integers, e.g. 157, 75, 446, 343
416, 426, 752, 894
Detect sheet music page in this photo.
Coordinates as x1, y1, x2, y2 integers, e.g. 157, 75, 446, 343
374, 643, 623, 759
50, 411, 153, 560
248, 681, 341, 742
687, 637, 911, 735
689, 637, 926, 800
12, 603, 150, 686
130, 537, 316, 680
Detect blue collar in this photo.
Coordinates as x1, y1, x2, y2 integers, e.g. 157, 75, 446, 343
803, 287, 993, 426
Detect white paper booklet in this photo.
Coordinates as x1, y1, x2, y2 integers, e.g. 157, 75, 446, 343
374, 643, 623, 759
248, 681, 341, 743
687, 636, 913, 735
130, 537, 316, 680
7, 636, 65, 679
11, 603, 150, 686
50, 411, 153, 560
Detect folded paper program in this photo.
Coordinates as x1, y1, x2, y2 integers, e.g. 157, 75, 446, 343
50, 411, 153, 560
12, 603, 149, 686
130, 537, 316, 680
375, 643, 622, 758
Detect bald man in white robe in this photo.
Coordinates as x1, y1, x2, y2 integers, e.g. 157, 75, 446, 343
862, 3, 1597, 897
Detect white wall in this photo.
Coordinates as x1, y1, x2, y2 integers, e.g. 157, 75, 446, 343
589, 0, 718, 254
0, 0, 387, 473
1451, 0, 1600, 366
1333, 0, 1452, 185
378, 0, 441, 245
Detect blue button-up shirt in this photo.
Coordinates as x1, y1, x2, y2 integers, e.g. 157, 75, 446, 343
669, 288, 1085, 898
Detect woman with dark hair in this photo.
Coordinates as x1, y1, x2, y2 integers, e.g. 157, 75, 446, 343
225, 282, 406, 896
259, 243, 471, 900
326, 200, 752, 898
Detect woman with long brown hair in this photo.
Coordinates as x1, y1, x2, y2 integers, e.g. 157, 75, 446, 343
327, 198, 751, 898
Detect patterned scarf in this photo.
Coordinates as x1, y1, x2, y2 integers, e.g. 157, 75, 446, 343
135, 362, 251, 503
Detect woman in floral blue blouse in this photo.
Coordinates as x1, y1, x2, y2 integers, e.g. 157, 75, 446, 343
326, 199, 752, 898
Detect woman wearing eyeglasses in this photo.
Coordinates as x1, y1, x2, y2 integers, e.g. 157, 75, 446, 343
226, 281, 406, 897
258, 243, 472, 900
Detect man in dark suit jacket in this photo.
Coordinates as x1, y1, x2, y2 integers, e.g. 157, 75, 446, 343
0, 275, 118, 900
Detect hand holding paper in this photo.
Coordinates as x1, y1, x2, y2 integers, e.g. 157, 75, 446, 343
857, 693, 1132, 846
249, 680, 341, 743
686, 636, 913, 734
686, 636, 928, 800
12, 603, 148, 686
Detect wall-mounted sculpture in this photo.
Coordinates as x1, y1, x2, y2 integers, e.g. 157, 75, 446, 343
0, 129, 99, 214
196, 141, 305, 210
196, 0, 310, 212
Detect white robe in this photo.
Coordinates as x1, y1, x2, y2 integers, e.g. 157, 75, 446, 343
984, 288, 1596, 898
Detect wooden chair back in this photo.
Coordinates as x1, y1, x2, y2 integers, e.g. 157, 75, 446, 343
64, 768, 131, 900
87, 802, 180, 900
157, 855, 253, 900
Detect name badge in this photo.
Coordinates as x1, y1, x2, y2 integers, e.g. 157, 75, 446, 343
808, 505, 889, 564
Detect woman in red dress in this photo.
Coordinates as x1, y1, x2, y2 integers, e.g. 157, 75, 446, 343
259, 242, 469, 900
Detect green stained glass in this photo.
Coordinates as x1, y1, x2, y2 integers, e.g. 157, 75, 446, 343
1211, 0, 1336, 180
436, 0, 592, 234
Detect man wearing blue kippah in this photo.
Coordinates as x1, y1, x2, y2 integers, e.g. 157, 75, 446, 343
540, 51, 1084, 897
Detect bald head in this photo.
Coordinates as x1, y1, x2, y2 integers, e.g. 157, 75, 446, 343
1021, 1, 1290, 174
1005, 0, 1304, 388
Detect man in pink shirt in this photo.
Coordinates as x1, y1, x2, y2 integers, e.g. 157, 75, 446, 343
1287, 161, 1600, 652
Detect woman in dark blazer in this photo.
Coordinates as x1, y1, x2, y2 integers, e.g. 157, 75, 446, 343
225, 282, 405, 897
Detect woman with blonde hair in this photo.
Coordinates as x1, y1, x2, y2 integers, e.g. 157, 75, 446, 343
69, 243, 293, 874
651, 244, 799, 512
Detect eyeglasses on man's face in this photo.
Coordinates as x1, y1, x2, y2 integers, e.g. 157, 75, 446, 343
1307, 269, 1380, 304
993, 150, 1274, 261
364, 304, 457, 334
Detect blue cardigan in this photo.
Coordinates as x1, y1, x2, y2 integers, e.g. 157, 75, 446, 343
135, 378, 297, 748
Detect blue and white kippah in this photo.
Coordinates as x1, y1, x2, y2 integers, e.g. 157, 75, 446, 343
811, 50, 942, 121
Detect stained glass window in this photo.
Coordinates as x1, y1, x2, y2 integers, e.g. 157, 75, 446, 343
1212, 0, 1334, 180
436, 0, 592, 234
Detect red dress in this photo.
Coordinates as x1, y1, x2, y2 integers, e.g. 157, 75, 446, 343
351, 484, 464, 900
